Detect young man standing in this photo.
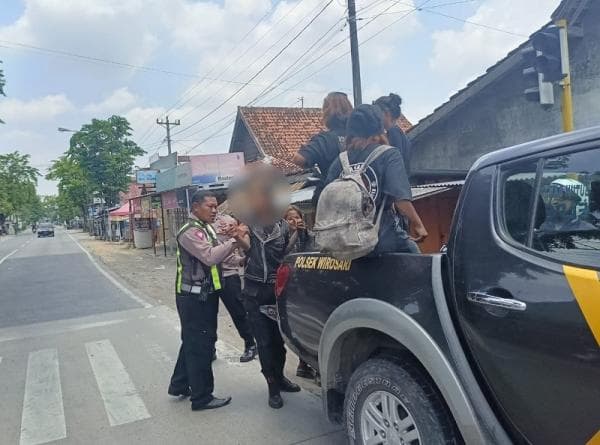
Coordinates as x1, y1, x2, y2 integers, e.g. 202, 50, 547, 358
168, 190, 245, 411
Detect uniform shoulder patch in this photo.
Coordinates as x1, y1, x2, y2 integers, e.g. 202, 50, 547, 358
194, 229, 206, 240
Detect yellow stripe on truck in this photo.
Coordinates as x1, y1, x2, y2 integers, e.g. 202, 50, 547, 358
563, 265, 600, 347
588, 430, 600, 445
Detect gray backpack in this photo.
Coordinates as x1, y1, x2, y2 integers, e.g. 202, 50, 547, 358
313, 145, 391, 260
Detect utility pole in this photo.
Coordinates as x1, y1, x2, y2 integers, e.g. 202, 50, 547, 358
298, 96, 304, 108
556, 19, 574, 132
156, 116, 180, 155
347, 0, 362, 106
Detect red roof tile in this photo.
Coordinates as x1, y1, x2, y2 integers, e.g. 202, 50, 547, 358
238, 106, 413, 174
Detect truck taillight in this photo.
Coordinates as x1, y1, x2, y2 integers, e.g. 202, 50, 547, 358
275, 264, 291, 298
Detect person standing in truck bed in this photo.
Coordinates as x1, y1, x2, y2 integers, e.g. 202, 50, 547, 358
292, 91, 353, 206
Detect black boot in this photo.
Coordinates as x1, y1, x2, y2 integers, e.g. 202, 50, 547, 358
267, 377, 283, 409
279, 376, 301, 393
296, 360, 315, 379
240, 344, 257, 363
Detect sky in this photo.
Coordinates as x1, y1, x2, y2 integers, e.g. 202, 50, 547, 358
0, 0, 560, 195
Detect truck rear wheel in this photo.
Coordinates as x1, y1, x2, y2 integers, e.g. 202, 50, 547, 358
344, 358, 460, 445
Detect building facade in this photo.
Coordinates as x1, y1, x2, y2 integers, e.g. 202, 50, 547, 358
409, 0, 599, 177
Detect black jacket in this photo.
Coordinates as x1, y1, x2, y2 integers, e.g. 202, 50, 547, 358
245, 220, 292, 284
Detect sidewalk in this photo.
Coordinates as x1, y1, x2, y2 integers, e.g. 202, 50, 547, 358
73, 231, 322, 396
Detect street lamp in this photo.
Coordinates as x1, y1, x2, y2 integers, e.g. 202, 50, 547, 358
57, 127, 76, 133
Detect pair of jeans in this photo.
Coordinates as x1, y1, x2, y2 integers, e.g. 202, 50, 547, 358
170, 292, 219, 406
221, 275, 255, 348
242, 281, 286, 380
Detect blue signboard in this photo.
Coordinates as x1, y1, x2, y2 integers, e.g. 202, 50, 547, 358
136, 170, 158, 184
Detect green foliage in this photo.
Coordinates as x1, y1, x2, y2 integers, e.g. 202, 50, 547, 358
46, 156, 92, 221
0, 151, 40, 218
66, 115, 145, 207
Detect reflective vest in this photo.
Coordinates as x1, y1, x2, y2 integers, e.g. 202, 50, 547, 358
176, 219, 222, 295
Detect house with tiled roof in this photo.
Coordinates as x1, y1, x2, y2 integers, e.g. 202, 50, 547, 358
228, 106, 412, 176
409, 0, 599, 182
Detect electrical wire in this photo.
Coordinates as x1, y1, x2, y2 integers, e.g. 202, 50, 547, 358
418, 8, 528, 38
160, 0, 293, 118
171, 0, 336, 139
169, 0, 327, 138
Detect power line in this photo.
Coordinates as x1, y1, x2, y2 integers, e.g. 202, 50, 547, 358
418, 8, 528, 37
178, 11, 347, 142
172, 0, 336, 138
251, 1, 428, 106
182, 0, 415, 153
160, 0, 289, 118
170, 0, 325, 136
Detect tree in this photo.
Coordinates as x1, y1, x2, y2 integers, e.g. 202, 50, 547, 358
0, 151, 40, 221
46, 156, 93, 222
67, 115, 145, 207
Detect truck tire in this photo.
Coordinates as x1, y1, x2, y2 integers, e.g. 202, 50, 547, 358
344, 358, 460, 445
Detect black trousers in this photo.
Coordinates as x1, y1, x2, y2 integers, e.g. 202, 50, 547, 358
221, 275, 255, 348
170, 292, 219, 406
243, 281, 286, 380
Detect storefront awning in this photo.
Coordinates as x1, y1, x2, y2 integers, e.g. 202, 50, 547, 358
109, 203, 130, 217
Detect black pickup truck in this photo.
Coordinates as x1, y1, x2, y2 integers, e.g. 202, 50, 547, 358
276, 127, 600, 445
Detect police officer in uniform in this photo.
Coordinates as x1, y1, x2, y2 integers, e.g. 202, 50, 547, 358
168, 190, 245, 411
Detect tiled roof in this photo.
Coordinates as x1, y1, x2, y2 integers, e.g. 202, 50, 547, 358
239, 107, 324, 174
238, 106, 413, 174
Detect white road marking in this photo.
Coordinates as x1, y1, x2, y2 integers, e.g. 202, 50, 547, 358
0, 249, 18, 266
85, 339, 151, 426
20, 349, 66, 445
65, 232, 152, 309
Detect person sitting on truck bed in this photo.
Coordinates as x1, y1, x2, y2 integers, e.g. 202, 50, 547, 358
291, 92, 353, 206
325, 104, 428, 254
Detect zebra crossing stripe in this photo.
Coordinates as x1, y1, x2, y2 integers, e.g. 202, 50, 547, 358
85, 339, 151, 426
20, 349, 66, 445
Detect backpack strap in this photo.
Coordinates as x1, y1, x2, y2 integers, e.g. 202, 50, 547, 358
339, 151, 352, 176
360, 145, 392, 173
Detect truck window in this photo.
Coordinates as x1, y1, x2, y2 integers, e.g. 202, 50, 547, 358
534, 149, 600, 268
500, 148, 600, 269
502, 163, 538, 245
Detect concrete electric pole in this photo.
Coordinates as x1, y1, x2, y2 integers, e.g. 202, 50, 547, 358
156, 116, 181, 155
347, 0, 362, 106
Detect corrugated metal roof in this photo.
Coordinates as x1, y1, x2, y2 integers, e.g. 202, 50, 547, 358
291, 186, 316, 204
286, 181, 464, 204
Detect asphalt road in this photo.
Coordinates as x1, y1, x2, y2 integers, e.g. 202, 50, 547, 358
0, 229, 345, 445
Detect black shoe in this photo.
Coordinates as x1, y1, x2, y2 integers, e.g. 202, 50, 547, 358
279, 377, 301, 393
240, 345, 257, 363
296, 365, 315, 379
168, 386, 191, 397
191, 396, 232, 411
268, 393, 283, 409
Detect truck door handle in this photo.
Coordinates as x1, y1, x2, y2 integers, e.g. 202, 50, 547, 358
467, 292, 527, 311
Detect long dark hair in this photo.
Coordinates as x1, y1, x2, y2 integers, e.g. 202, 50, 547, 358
322, 92, 353, 130
373, 93, 402, 119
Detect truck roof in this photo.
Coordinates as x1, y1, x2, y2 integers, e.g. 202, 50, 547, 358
471, 125, 600, 171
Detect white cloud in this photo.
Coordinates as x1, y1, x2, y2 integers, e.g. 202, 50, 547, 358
83, 87, 137, 114
0, 94, 73, 123
429, 0, 558, 88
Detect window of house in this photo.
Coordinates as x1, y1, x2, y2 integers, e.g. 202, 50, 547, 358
500, 148, 600, 269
